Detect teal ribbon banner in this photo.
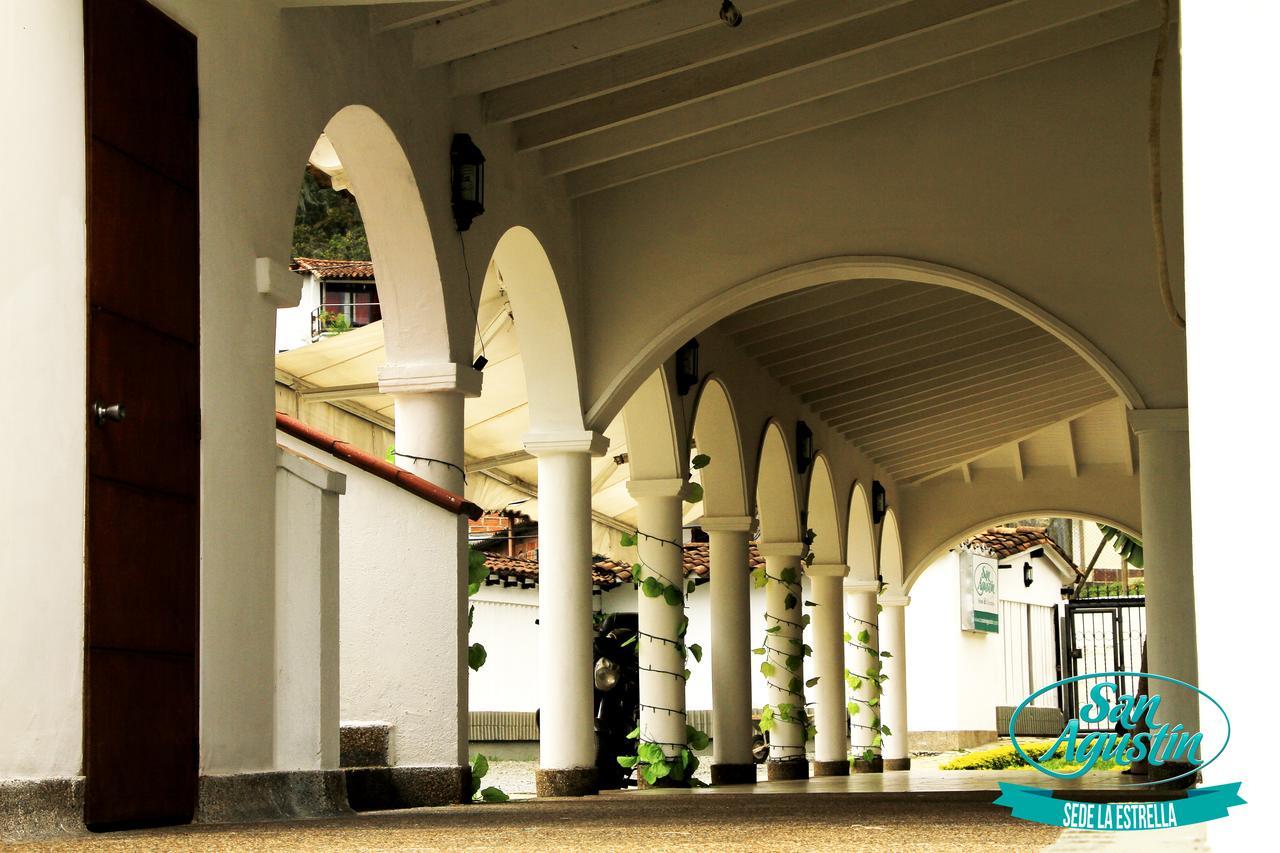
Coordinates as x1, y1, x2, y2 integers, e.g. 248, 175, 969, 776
995, 783, 1245, 831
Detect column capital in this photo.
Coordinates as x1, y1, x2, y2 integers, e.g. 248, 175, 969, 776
879, 594, 911, 608
626, 477, 688, 501
756, 541, 806, 559
378, 361, 483, 397
523, 430, 610, 457
843, 579, 880, 594
1128, 408, 1188, 435
697, 515, 753, 533
806, 563, 849, 578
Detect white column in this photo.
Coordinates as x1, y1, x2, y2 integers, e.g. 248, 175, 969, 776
808, 563, 850, 775
1129, 409, 1198, 775
375, 362, 480, 796
628, 479, 689, 761
525, 430, 609, 796
879, 595, 910, 770
702, 516, 755, 784
844, 580, 882, 771
757, 542, 809, 780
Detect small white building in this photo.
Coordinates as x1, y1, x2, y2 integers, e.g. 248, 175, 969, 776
275, 258, 381, 352
905, 527, 1078, 752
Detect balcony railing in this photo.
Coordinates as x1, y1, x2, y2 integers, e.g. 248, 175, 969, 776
310, 302, 381, 342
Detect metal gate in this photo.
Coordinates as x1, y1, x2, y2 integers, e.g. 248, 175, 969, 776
1061, 597, 1147, 731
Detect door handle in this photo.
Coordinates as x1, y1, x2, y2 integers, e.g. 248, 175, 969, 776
92, 401, 126, 426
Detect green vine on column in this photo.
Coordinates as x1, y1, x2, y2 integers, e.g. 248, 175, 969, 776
845, 579, 893, 766
614, 453, 712, 787
465, 547, 510, 801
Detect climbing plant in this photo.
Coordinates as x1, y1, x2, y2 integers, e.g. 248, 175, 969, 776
751, 528, 817, 758
467, 547, 489, 671
467, 753, 510, 803
845, 579, 893, 767
614, 453, 712, 787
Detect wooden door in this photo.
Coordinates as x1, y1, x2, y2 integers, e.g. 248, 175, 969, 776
84, 0, 200, 829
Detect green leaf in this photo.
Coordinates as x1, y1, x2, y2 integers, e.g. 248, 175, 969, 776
648, 760, 671, 782
857, 629, 870, 644
872, 733, 883, 747
806, 726, 818, 741
638, 742, 666, 764
862, 748, 876, 764
801, 644, 813, 658
751, 566, 768, 589
784, 592, 798, 611
779, 566, 797, 585
668, 760, 685, 783
880, 724, 892, 735
663, 584, 683, 607
684, 482, 704, 503
620, 532, 637, 547
804, 600, 817, 607
759, 707, 776, 732
641, 763, 661, 786
880, 651, 892, 658
471, 753, 489, 781
752, 646, 766, 655
843, 631, 852, 643
480, 786, 509, 803
789, 676, 802, 695
468, 642, 488, 671
641, 576, 664, 598
801, 614, 811, 627
785, 654, 802, 672
765, 625, 781, 634
683, 668, 692, 681
468, 604, 475, 630
687, 727, 710, 751
689, 643, 703, 663
806, 676, 820, 688
617, 755, 638, 768
760, 661, 776, 678
847, 701, 859, 717
778, 703, 794, 721
621, 634, 637, 648
691, 453, 711, 470
626, 727, 641, 740
687, 580, 696, 594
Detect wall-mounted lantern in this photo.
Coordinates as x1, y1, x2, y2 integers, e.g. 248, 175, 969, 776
795, 420, 814, 475
1023, 561, 1034, 588
675, 338, 700, 396
450, 133, 485, 232
871, 480, 887, 524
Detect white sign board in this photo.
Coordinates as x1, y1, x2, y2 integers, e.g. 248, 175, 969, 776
959, 549, 999, 633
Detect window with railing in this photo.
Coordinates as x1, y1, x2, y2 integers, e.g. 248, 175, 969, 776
310, 281, 381, 340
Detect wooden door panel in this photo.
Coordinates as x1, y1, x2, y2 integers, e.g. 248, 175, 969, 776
87, 311, 198, 497
85, 0, 197, 190
88, 140, 199, 341
84, 649, 197, 828
86, 479, 197, 655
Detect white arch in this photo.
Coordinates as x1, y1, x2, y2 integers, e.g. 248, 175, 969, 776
622, 368, 683, 482
321, 106, 451, 365
904, 510, 1142, 593
880, 509, 905, 594
755, 421, 801, 545
846, 482, 877, 584
586, 256, 1144, 430
689, 376, 750, 518
804, 454, 843, 565
488, 226, 586, 434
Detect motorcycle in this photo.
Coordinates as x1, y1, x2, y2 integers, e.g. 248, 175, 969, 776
592, 612, 640, 789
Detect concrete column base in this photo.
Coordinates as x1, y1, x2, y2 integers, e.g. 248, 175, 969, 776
197, 770, 350, 823
0, 777, 84, 843
1147, 762, 1200, 788
813, 759, 850, 777
535, 767, 597, 798
851, 755, 884, 773
766, 759, 810, 781
710, 763, 757, 785
343, 766, 467, 811
883, 757, 911, 771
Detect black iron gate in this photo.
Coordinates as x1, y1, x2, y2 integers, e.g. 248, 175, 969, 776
1061, 597, 1147, 731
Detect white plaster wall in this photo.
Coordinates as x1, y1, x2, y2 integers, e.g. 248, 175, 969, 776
0, 0, 88, 781
275, 274, 320, 352
278, 432, 467, 768
469, 586, 540, 713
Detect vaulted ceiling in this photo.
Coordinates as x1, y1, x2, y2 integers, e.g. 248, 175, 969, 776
366, 0, 1163, 196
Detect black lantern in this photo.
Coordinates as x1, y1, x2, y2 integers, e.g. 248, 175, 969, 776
794, 421, 814, 475
450, 133, 485, 232
1023, 562, 1034, 588
871, 480, 887, 524
675, 338, 700, 396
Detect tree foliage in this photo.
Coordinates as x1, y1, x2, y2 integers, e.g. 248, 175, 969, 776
292, 168, 370, 260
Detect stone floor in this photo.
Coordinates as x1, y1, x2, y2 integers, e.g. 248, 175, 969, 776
10, 768, 1205, 851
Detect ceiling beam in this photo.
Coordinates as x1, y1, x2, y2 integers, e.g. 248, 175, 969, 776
368, 1, 493, 34
1064, 418, 1079, 477
515, 0, 1006, 149
465, 449, 535, 474
1012, 441, 1025, 481
541, 0, 1137, 175
485, 0, 894, 123
564, 0, 1159, 195
452, 0, 797, 96
297, 382, 382, 402
412, 0, 645, 68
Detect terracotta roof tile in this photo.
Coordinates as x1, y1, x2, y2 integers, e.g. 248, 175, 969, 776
291, 257, 375, 279
481, 542, 765, 589
961, 526, 1076, 568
